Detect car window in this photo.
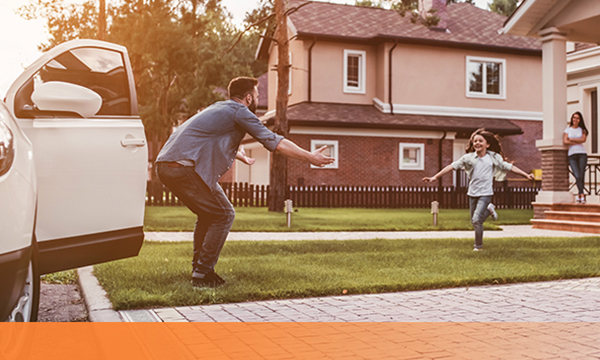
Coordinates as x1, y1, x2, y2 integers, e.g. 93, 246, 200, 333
15, 47, 132, 118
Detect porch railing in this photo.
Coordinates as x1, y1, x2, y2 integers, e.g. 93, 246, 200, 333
569, 155, 600, 195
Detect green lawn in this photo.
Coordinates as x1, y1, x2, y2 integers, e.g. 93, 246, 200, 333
144, 206, 534, 232
94, 236, 600, 310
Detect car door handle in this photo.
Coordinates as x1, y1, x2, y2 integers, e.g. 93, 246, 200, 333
120, 138, 146, 147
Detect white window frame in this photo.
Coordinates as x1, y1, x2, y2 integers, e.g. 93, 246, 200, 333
399, 143, 424, 170
466, 56, 506, 100
310, 140, 339, 169
343, 49, 366, 94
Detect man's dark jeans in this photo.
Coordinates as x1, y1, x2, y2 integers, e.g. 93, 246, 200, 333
155, 162, 235, 274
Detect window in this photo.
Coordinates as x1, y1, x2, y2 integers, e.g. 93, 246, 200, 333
311, 140, 338, 169
343, 50, 366, 94
15, 47, 132, 118
399, 143, 424, 170
466, 56, 506, 99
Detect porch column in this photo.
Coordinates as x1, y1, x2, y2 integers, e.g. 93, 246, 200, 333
534, 27, 572, 215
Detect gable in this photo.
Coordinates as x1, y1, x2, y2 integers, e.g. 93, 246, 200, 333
504, 0, 600, 43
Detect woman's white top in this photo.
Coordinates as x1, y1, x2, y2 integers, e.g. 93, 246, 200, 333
564, 126, 587, 156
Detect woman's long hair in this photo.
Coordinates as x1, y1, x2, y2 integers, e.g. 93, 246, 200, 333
466, 128, 505, 159
570, 111, 589, 135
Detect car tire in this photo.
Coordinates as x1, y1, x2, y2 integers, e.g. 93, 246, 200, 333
6, 240, 40, 322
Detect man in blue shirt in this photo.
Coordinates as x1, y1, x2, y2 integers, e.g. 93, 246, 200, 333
156, 77, 334, 287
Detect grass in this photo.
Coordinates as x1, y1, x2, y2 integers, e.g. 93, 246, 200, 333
94, 236, 600, 311
42, 269, 78, 285
144, 206, 534, 232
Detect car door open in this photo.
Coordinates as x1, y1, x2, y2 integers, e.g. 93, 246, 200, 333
4, 39, 147, 274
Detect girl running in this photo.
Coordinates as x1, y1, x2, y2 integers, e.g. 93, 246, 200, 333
423, 129, 534, 251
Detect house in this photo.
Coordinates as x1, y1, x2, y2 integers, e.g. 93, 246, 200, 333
233, 0, 544, 189
502, 0, 600, 232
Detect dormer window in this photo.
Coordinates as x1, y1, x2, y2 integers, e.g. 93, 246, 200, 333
343, 49, 366, 94
466, 56, 506, 99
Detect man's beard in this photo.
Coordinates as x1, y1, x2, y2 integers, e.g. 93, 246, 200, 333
248, 98, 257, 114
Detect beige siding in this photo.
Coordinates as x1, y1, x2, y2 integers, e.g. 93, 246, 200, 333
375, 43, 390, 103
390, 44, 542, 112
310, 42, 377, 105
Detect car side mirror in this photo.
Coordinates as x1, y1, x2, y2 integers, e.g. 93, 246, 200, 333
31, 81, 102, 118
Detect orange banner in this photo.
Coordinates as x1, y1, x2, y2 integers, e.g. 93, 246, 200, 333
1, 322, 599, 360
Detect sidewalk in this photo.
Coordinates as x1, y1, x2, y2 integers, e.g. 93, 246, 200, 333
144, 225, 592, 242
76, 226, 600, 357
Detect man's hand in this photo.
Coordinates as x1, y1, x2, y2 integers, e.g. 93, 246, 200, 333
422, 176, 436, 182
310, 145, 335, 167
236, 146, 255, 165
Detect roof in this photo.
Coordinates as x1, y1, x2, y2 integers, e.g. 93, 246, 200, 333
261, 102, 523, 136
283, 1, 541, 53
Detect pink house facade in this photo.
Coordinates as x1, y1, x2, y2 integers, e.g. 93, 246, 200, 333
233, 0, 544, 189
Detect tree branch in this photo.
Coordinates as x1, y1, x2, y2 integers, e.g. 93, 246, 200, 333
223, 13, 275, 55
223, 1, 311, 55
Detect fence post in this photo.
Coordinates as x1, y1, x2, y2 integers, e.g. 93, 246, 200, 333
431, 200, 439, 226
285, 199, 293, 227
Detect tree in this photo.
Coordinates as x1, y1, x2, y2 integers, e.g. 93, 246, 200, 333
268, 0, 289, 212
18, 0, 98, 50
19, 0, 262, 163
355, 0, 385, 7
489, 0, 519, 17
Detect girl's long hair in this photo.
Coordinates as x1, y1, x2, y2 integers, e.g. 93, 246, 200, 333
570, 111, 589, 135
466, 128, 505, 159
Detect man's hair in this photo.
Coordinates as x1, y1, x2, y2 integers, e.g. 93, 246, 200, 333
228, 77, 258, 99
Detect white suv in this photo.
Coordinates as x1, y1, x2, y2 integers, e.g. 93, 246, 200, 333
1, 39, 148, 321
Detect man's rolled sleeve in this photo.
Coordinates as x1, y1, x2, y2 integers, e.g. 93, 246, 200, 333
235, 109, 284, 152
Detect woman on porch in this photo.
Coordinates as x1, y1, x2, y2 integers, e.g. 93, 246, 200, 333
563, 111, 589, 204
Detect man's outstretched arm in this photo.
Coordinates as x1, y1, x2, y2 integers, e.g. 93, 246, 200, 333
274, 139, 334, 167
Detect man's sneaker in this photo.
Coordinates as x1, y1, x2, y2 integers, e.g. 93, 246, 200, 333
487, 203, 498, 221
581, 195, 587, 204
192, 270, 226, 288
576, 196, 582, 204
473, 247, 482, 252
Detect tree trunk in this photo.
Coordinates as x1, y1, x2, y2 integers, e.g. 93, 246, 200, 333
98, 0, 106, 40
268, 0, 290, 212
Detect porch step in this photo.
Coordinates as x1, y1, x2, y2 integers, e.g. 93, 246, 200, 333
549, 203, 600, 213
544, 211, 600, 223
531, 219, 600, 234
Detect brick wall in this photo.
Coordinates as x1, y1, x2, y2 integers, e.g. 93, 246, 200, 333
541, 149, 570, 191
227, 119, 542, 188
501, 119, 542, 185
286, 134, 449, 187
501, 120, 542, 174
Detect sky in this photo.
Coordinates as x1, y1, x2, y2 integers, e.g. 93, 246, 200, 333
0, 0, 491, 97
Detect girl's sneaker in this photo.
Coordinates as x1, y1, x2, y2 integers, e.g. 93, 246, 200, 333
581, 195, 587, 204
487, 203, 498, 221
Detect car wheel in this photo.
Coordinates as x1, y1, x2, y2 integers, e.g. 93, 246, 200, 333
6, 243, 40, 322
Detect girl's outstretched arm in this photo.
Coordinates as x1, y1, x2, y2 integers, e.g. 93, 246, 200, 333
423, 164, 454, 182
511, 165, 535, 180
